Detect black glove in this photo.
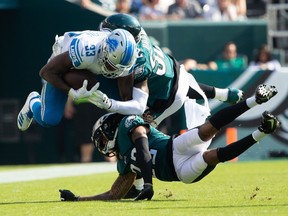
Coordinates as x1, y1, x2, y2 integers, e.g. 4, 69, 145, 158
59, 189, 79, 201
134, 184, 154, 201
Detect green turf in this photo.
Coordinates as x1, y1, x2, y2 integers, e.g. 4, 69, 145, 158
0, 160, 287, 216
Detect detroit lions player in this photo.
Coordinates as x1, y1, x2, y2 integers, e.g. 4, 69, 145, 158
59, 84, 280, 201
17, 29, 138, 131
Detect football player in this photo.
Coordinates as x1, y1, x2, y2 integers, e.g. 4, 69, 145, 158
59, 84, 280, 201
91, 13, 244, 130
89, 13, 245, 197
17, 29, 138, 131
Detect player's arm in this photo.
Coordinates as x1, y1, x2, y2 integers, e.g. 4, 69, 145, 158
131, 124, 152, 185
89, 78, 149, 115
59, 172, 136, 201
40, 51, 73, 94
117, 74, 134, 101
40, 51, 99, 103
130, 125, 154, 200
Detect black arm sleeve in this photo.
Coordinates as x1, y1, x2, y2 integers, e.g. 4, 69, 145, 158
198, 83, 215, 99
134, 137, 152, 184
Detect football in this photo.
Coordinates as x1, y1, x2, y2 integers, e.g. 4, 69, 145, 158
62, 69, 97, 90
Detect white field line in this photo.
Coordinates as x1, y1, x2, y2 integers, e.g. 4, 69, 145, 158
0, 162, 116, 184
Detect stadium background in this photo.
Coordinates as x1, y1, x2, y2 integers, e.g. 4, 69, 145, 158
0, 0, 287, 164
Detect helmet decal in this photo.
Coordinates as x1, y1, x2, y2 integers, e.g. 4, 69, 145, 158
106, 37, 119, 53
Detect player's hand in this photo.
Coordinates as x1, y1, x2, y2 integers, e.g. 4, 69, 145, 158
68, 80, 100, 104
134, 183, 154, 201
88, 90, 112, 110
59, 189, 79, 201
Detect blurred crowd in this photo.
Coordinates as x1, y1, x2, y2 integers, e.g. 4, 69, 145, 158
79, 0, 270, 21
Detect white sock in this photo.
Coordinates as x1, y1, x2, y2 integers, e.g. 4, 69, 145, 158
29, 98, 41, 112
133, 178, 144, 190
246, 96, 258, 108
214, 88, 228, 101
252, 130, 267, 142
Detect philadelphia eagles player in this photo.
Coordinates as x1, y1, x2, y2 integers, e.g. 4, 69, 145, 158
90, 13, 244, 130
87, 13, 245, 198
59, 84, 280, 201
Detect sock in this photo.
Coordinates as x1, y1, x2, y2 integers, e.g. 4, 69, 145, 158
246, 96, 258, 108
134, 178, 144, 190
29, 98, 41, 113
198, 83, 215, 99
217, 135, 257, 162
214, 87, 228, 101
252, 129, 267, 141
209, 100, 250, 130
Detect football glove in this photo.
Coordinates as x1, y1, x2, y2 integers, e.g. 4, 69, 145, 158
88, 90, 112, 110
68, 80, 100, 104
134, 183, 154, 201
59, 189, 79, 201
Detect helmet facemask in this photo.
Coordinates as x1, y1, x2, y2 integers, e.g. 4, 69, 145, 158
91, 113, 123, 157
92, 126, 118, 157
98, 29, 137, 79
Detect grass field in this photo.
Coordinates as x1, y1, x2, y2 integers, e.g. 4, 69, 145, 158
0, 160, 287, 216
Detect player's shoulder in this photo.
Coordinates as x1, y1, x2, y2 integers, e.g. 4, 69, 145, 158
120, 115, 145, 130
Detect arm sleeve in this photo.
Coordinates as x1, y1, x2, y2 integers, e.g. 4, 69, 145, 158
109, 87, 148, 115
134, 136, 152, 184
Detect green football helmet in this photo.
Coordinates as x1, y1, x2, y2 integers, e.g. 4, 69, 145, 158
99, 13, 142, 41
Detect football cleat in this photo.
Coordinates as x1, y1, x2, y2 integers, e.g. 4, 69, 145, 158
134, 184, 154, 201
123, 185, 141, 199
226, 88, 244, 104
258, 111, 281, 134
255, 84, 278, 104
17, 91, 40, 131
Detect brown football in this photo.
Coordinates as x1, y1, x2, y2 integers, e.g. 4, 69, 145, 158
62, 69, 97, 90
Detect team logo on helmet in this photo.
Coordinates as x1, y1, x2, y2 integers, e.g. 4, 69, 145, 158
99, 29, 137, 78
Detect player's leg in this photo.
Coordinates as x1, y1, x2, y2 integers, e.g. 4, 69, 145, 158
199, 84, 278, 141
18, 81, 67, 130
204, 111, 280, 165
197, 83, 244, 104
33, 81, 67, 127
173, 84, 278, 153
175, 111, 280, 184
187, 82, 244, 104
17, 91, 41, 131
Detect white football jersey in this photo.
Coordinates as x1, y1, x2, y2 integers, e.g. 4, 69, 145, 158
53, 30, 110, 75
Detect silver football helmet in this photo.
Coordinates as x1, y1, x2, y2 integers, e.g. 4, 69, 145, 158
98, 29, 137, 78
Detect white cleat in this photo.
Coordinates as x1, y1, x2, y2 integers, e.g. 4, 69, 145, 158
17, 91, 40, 131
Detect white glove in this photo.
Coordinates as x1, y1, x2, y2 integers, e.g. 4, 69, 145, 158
68, 80, 100, 104
88, 90, 112, 110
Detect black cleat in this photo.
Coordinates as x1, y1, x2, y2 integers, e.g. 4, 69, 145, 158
258, 111, 281, 134
255, 84, 278, 104
134, 184, 154, 201
123, 185, 141, 199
